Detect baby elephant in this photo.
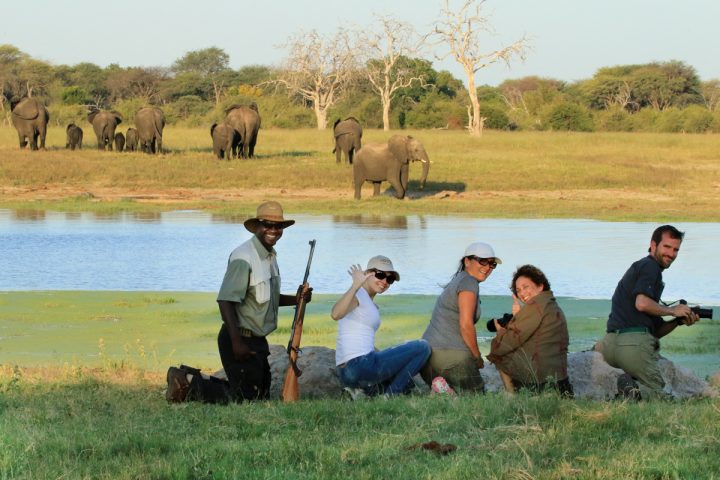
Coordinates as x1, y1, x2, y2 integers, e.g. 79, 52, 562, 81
114, 132, 125, 152
66, 123, 83, 150
125, 128, 138, 152
210, 122, 240, 159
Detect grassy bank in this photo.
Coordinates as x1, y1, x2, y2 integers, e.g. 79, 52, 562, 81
1, 291, 718, 378
1, 127, 719, 220
1, 369, 719, 479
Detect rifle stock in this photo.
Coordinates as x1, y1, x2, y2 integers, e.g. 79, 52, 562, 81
281, 240, 316, 402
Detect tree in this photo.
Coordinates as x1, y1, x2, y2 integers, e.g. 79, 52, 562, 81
172, 47, 231, 105
700, 79, 720, 111
355, 16, 427, 130
106, 67, 167, 104
275, 29, 357, 129
433, 0, 528, 136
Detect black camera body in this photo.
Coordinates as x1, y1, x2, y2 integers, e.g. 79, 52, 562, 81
679, 299, 713, 321
486, 313, 514, 332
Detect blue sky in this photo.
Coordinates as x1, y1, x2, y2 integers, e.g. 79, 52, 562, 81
2, 0, 718, 86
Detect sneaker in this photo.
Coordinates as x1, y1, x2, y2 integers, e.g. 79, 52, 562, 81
166, 366, 190, 403
616, 373, 641, 401
343, 387, 368, 401
431, 376, 456, 395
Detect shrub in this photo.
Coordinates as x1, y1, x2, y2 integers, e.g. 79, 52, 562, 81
480, 103, 511, 130
60, 86, 90, 106
543, 103, 594, 131
629, 108, 659, 132
682, 105, 714, 133
594, 107, 634, 132
655, 108, 685, 133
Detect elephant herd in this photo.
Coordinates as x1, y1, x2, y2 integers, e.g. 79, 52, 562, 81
333, 117, 431, 200
84, 106, 165, 153
10, 97, 430, 200
210, 103, 261, 159
9, 96, 165, 154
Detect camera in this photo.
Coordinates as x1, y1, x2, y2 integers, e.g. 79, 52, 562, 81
486, 313, 513, 332
679, 299, 713, 321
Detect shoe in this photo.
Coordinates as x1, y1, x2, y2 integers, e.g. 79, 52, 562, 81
343, 387, 368, 401
166, 366, 190, 403
431, 376, 456, 395
616, 373, 641, 401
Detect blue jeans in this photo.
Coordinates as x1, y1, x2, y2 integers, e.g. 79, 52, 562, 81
337, 340, 431, 396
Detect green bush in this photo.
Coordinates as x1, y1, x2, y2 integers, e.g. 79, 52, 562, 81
480, 103, 511, 130
594, 107, 634, 132
60, 86, 90, 105
403, 92, 466, 129
543, 102, 594, 131
47, 104, 89, 128
112, 98, 146, 126
682, 105, 714, 133
165, 96, 213, 125
629, 108, 659, 132
655, 108, 685, 133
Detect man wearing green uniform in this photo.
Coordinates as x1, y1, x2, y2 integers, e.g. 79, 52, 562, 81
166, 201, 311, 403
599, 225, 698, 400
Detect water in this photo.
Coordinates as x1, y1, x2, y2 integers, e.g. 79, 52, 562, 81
1, 209, 718, 306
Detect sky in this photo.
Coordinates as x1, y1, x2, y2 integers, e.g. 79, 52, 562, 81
2, 0, 718, 87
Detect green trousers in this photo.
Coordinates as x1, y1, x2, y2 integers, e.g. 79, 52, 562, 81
600, 331, 669, 400
421, 348, 485, 393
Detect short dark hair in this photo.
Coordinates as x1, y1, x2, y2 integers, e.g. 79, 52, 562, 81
511, 264, 550, 296
649, 225, 684, 252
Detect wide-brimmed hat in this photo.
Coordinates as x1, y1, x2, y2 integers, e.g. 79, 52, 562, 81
464, 242, 502, 264
243, 201, 295, 233
366, 255, 400, 280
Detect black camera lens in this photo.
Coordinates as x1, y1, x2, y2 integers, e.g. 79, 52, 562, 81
486, 313, 513, 332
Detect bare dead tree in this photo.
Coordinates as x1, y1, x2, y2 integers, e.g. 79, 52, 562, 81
434, 0, 528, 136
355, 16, 428, 131
700, 80, 720, 111
274, 30, 357, 130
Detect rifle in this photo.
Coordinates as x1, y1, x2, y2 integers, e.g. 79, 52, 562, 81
281, 239, 316, 402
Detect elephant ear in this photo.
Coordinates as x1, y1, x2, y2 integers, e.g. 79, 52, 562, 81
388, 135, 410, 164
12, 98, 40, 120
210, 123, 218, 136
111, 111, 123, 124
87, 109, 99, 123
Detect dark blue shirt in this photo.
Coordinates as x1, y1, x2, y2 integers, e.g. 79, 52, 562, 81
607, 255, 665, 334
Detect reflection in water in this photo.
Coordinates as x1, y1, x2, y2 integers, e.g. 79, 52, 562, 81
130, 212, 162, 223
332, 215, 410, 229
65, 212, 82, 221
210, 213, 249, 224
13, 210, 46, 221
93, 211, 122, 221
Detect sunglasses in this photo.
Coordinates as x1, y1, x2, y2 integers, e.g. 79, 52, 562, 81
258, 220, 286, 230
469, 256, 498, 269
369, 269, 397, 285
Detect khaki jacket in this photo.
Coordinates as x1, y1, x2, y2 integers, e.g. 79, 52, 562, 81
487, 291, 569, 385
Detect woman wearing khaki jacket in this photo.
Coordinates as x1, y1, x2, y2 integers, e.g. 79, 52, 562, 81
487, 264, 573, 396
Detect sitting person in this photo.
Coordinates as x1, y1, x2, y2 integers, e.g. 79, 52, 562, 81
487, 264, 573, 396
332, 255, 431, 398
420, 242, 501, 393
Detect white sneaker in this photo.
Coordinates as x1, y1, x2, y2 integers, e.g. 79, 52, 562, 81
343, 387, 368, 401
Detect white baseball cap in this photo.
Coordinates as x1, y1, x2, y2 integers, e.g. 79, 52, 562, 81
366, 255, 400, 280
464, 242, 502, 264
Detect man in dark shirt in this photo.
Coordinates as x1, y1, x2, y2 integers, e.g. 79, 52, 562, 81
599, 225, 699, 400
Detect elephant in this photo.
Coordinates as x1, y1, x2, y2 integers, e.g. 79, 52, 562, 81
224, 103, 260, 158
11, 97, 49, 150
135, 107, 165, 154
333, 117, 362, 164
352, 135, 430, 200
65, 123, 83, 150
210, 122, 240, 159
125, 128, 139, 152
87, 108, 122, 150
114, 132, 125, 152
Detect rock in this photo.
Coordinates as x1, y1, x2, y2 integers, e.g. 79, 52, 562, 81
215, 346, 712, 400
708, 371, 720, 388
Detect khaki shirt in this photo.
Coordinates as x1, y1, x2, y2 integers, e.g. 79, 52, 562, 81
216, 236, 280, 336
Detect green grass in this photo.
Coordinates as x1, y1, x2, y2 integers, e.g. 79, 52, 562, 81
1, 291, 718, 379
1, 127, 719, 220
1, 373, 719, 479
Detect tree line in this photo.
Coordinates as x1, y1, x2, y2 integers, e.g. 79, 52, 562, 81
2, 1, 718, 135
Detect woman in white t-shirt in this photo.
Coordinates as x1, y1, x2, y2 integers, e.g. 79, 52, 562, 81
332, 255, 431, 398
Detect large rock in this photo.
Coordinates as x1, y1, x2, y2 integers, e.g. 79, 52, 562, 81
219, 346, 714, 400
